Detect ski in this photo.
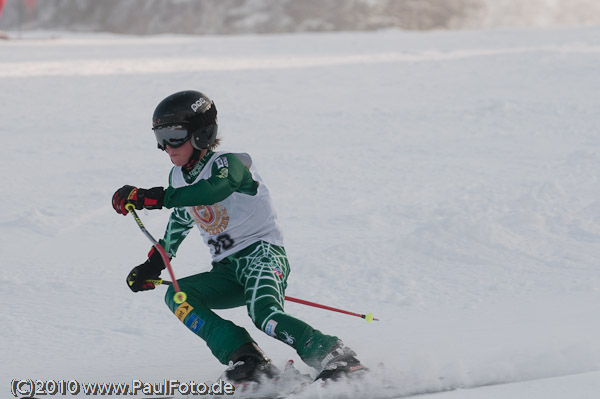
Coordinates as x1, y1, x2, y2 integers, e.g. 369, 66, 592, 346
224, 359, 371, 399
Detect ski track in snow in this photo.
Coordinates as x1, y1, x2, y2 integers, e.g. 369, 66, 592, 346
1, 27, 600, 399
2, 45, 600, 78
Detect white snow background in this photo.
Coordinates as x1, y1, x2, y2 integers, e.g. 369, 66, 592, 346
1, 27, 600, 398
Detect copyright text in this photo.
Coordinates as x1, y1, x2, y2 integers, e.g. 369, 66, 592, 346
10, 378, 235, 397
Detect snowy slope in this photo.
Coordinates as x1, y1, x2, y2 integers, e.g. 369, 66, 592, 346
1, 27, 600, 398
3, 0, 600, 34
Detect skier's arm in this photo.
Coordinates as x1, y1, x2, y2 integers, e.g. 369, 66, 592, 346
160, 206, 195, 257
162, 154, 257, 208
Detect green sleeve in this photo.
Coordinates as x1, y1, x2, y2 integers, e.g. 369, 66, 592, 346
160, 207, 195, 257
162, 153, 257, 208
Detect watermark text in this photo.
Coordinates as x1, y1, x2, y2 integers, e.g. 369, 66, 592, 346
10, 378, 235, 397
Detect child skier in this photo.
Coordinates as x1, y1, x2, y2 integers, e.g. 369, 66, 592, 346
112, 90, 365, 383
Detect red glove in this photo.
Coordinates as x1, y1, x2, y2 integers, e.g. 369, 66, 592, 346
112, 185, 165, 215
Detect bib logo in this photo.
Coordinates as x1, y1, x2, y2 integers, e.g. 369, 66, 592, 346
189, 204, 229, 234
191, 97, 208, 112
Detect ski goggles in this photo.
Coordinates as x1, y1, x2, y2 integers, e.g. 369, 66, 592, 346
153, 125, 190, 150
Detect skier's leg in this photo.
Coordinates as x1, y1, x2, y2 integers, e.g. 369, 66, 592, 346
164, 264, 254, 365
232, 241, 340, 369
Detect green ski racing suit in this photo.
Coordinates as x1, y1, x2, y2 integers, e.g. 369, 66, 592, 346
160, 150, 338, 368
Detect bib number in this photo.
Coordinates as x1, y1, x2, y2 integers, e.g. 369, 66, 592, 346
208, 234, 234, 255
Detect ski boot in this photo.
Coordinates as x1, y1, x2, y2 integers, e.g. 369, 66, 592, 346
315, 341, 367, 381
223, 342, 279, 384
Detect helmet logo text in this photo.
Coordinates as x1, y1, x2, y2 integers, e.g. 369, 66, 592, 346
191, 98, 208, 112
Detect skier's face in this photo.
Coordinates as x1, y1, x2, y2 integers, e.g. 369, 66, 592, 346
165, 139, 195, 166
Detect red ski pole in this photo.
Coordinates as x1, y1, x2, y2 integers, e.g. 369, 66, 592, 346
154, 279, 378, 322
284, 296, 378, 323
125, 204, 187, 304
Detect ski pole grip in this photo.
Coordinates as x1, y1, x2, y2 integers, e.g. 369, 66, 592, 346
123, 203, 187, 304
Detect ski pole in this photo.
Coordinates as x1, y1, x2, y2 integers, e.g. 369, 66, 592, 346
284, 296, 378, 323
154, 279, 378, 322
124, 204, 187, 304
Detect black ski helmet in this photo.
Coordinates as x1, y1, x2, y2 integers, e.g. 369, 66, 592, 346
152, 90, 218, 150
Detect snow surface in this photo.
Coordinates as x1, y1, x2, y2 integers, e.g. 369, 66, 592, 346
1, 27, 600, 398
5, 0, 600, 34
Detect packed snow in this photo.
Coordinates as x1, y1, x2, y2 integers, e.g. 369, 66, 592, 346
1, 27, 600, 398
4, 0, 600, 34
